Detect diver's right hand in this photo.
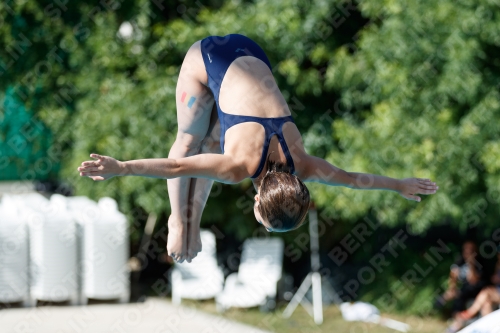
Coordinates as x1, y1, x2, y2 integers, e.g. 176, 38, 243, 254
77, 153, 124, 181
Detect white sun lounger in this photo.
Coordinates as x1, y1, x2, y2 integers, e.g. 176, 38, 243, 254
216, 237, 284, 312
171, 229, 224, 305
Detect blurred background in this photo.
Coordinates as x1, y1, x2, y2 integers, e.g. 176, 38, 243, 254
1, 0, 500, 332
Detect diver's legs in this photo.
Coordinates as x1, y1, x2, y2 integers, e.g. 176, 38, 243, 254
167, 40, 214, 263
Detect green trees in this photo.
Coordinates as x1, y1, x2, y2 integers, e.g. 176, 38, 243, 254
0, 0, 71, 181
146, 0, 500, 234
315, 0, 500, 233
1, 0, 371, 232
2, 0, 499, 237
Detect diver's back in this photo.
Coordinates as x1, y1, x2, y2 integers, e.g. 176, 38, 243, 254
200, 34, 291, 119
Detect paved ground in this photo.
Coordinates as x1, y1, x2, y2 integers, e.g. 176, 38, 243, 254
0, 298, 272, 333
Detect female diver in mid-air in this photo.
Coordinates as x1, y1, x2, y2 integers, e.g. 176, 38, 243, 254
77, 34, 439, 263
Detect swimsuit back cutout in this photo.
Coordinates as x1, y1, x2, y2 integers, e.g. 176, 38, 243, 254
200, 34, 295, 178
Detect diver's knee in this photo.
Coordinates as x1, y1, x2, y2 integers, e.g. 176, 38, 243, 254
200, 136, 222, 154
174, 133, 205, 153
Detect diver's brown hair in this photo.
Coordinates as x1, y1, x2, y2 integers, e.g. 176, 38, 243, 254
257, 159, 310, 231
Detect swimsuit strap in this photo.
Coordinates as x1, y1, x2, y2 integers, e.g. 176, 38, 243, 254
250, 116, 295, 179
250, 124, 272, 179
277, 120, 296, 175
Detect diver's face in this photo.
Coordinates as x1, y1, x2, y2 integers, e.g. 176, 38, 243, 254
254, 194, 271, 232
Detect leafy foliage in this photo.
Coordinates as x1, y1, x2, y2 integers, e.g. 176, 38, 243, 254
313, 0, 500, 233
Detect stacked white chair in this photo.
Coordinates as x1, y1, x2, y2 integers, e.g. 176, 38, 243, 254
66, 195, 101, 304
28, 193, 80, 305
0, 193, 130, 306
0, 196, 30, 306
77, 197, 129, 304
171, 229, 224, 305
216, 237, 284, 312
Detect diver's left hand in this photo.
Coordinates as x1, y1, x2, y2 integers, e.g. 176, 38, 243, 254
398, 178, 438, 202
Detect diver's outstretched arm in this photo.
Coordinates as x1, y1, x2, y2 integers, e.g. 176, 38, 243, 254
77, 153, 246, 184
299, 155, 438, 202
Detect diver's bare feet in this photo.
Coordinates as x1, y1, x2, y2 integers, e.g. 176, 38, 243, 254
167, 215, 188, 263
186, 223, 202, 263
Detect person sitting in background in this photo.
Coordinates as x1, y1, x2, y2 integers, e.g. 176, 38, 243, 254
447, 245, 500, 332
436, 241, 487, 318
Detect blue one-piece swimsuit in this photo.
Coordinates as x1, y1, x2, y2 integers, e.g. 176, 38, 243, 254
200, 34, 296, 179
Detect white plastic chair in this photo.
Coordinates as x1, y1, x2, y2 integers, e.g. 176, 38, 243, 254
0, 198, 30, 306
2, 193, 79, 305
77, 197, 130, 304
27, 194, 80, 305
216, 237, 284, 312
171, 229, 224, 305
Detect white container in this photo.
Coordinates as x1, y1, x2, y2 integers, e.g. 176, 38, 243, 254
0, 201, 30, 306
27, 194, 79, 304
74, 197, 129, 304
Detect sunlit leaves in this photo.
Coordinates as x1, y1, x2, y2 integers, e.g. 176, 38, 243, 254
318, 0, 500, 233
